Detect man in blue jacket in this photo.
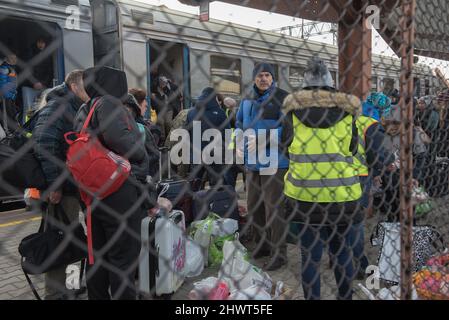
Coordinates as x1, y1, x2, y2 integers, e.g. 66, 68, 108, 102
235, 63, 289, 271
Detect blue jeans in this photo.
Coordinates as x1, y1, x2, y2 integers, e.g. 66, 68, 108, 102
351, 176, 370, 273
298, 223, 355, 300
349, 223, 369, 273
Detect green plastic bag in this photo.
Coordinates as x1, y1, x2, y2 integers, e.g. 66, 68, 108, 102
208, 234, 235, 267
189, 213, 237, 267
189, 212, 221, 239
415, 200, 435, 219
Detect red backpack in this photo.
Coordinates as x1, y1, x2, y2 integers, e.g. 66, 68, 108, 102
65, 98, 131, 264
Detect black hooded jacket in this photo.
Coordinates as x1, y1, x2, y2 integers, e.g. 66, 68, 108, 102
33, 83, 83, 194
185, 88, 230, 162
281, 88, 364, 225
74, 66, 148, 182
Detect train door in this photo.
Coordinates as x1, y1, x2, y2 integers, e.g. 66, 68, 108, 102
147, 39, 191, 114
0, 16, 64, 121
90, 0, 122, 69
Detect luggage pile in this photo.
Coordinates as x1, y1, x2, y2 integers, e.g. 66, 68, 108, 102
138, 147, 248, 299
187, 235, 293, 300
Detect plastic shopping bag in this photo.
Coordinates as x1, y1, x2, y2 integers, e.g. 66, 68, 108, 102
219, 235, 272, 292
184, 238, 204, 278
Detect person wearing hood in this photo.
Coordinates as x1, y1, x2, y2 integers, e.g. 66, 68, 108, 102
235, 63, 289, 271
362, 92, 391, 121
32, 69, 89, 299
281, 57, 364, 300
185, 87, 230, 186
73, 66, 147, 300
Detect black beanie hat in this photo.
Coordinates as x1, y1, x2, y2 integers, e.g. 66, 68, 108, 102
253, 63, 275, 80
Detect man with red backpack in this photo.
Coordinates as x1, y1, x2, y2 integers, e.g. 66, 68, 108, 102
73, 66, 148, 300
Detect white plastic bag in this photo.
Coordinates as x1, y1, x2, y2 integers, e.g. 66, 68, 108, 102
212, 219, 238, 237
228, 285, 272, 300
219, 236, 249, 280
188, 277, 224, 300
0, 123, 6, 141
219, 236, 272, 292
184, 238, 204, 278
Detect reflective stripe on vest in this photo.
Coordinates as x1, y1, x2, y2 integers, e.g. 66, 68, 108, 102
353, 116, 378, 176
284, 113, 362, 203
289, 153, 354, 164
286, 172, 359, 188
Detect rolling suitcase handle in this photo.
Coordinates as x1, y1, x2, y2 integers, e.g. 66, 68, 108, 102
158, 146, 171, 181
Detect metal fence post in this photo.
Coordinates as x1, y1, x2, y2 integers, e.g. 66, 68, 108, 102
399, 0, 416, 300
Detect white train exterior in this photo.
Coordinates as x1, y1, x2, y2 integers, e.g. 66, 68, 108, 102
0, 0, 440, 107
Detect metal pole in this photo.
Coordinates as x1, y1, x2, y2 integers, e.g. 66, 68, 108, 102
399, 0, 416, 300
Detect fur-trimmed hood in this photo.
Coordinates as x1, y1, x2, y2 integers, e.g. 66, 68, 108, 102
282, 89, 361, 115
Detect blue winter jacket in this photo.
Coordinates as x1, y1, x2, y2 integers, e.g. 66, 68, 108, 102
0, 62, 17, 100
235, 84, 289, 171
33, 84, 83, 193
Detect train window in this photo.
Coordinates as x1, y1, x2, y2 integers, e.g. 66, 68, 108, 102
253, 62, 279, 81
382, 78, 395, 94
371, 76, 378, 92
414, 77, 421, 97
91, 0, 121, 69
210, 55, 241, 95
425, 79, 430, 95
289, 66, 304, 90
330, 71, 337, 89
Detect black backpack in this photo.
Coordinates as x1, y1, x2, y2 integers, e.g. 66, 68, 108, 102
0, 109, 47, 190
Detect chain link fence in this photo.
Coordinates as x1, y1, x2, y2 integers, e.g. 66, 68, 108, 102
1, 0, 449, 300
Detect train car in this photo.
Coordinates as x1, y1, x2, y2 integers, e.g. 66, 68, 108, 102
114, 0, 439, 101
0, 0, 94, 87
0, 0, 439, 106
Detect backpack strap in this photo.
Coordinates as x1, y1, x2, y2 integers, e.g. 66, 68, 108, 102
80, 98, 101, 134
21, 258, 42, 300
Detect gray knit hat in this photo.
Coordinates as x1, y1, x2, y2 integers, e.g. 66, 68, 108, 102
302, 56, 334, 89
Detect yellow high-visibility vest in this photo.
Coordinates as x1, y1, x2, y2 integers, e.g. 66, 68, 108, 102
284, 113, 362, 203
353, 116, 379, 176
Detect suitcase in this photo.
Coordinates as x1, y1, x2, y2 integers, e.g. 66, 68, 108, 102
139, 210, 186, 297
193, 185, 239, 221
157, 147, 193, 223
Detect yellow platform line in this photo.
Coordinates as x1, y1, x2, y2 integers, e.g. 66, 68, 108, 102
0, 217, 41, 228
